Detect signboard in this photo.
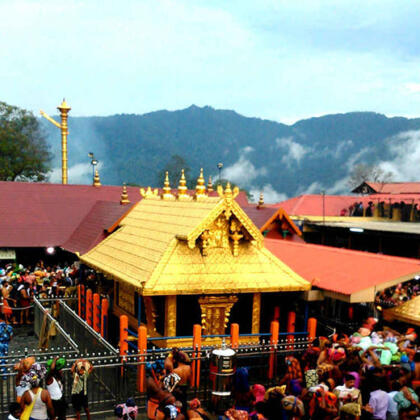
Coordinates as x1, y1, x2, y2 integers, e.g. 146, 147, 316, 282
118, 282, 135, 315
0, 249, 16, 260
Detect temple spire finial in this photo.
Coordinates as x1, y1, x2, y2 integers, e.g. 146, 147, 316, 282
195, 168, 207, 199
257, 191, 264, 208
93, 169, 101, 187
207, 175, 214, 192
162, 171, 174, 200
120, 183, 130, 205
177, 168, 188, 199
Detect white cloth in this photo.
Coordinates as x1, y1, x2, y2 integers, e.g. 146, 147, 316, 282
387, 391, 398, 415
28, 389, 48, 420
47, 377, 63, 400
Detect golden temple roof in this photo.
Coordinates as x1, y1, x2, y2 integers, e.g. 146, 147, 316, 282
384, 296, 420, 326
80, 183, 310, 295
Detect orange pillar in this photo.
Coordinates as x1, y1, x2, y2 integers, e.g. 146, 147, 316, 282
93, 293, 100, 333
101, 298, 109, 339
77, 285, 81, 317
137, 325, 147, 393
191, 324, 202, 388
230, 323, 239, 349
120, 315, 128, 376
307, 317, 317, 344
273, 306, 280, 322
287, 311, 296, 350
268, 320, 279, 380
86, 289, 93, 327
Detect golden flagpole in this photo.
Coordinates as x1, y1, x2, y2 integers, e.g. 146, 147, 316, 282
40, 99, 71, 184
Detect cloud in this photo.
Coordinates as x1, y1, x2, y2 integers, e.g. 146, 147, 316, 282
378, 130, 420, 180
324, 139, 354, 159
248, 184, 287, 204
404, 83, 420, 94
220, 147, 266, 187
276, 137, 310, 166
49, 162, 103, 185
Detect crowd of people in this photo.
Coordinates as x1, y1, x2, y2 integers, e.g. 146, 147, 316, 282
222, 318, 419, 420
0, 261, 82, 325
375, 281, 420, 309
6, 355, 95, 420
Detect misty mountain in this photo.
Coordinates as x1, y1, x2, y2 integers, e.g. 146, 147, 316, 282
41, 106, 420, 201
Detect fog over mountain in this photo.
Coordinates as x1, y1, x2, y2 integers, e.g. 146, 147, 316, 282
42, 106, 420, 202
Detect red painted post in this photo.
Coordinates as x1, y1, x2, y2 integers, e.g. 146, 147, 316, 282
191, 324, 202, 388
268, 321, 279, 380
86, 289, 93, 327
101, 298, 109, 339
287, 311, 296, 350
120, 315, 128, 376
93, 293, 100, 333
307, 318, 317, 344
81, 285, 86, 319
137, 326, 147, 393
77, 285, 81, 317
230, 323, 239, 349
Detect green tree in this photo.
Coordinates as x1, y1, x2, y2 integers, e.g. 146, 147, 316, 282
0, 101, 51, 181
157, 154, 194, 188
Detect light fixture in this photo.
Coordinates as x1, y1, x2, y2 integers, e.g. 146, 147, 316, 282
349, 227, 364, 233
46, 247, 55, 255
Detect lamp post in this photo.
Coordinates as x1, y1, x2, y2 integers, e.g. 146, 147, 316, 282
217, 162, 223, 184
88, 152, 98, 184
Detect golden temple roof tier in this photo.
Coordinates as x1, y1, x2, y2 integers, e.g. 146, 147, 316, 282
383, 296, 420, 326
80, 191, 310, 295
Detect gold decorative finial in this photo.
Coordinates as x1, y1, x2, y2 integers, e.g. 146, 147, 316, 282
120, 183, 130, 205
93, 169, 101, 187
224, 182, 232, 198
207, 175, 214, 192
140, 186, 159, 199
177, 169, 188, 199
257, 192, 264, 208
195, 168, 207, 199
162, 171, 175, 200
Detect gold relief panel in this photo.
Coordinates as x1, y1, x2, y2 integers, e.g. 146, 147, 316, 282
198, 295, 238, 335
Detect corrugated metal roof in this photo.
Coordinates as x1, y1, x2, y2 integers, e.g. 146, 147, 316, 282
265, 239, 420, 297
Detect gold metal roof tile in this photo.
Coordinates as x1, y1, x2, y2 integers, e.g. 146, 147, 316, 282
81, 193, 310, 294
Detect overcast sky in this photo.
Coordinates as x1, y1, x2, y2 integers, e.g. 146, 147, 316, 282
2, 0, 420, 123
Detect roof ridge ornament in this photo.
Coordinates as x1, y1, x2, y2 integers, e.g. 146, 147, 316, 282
120, 183, 130, 205
162, 171, 175, 200
177, 169, 190, 200
207, 175, 214, 193
257, 192, 264, 208
195, 168, 207, 200
93, 169, 101, 187
140, 186, 159, 199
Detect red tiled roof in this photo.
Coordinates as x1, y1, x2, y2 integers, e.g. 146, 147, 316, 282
265, 239, 420, 296
366, 182, 420, 194
0, 181, 142, 247
0, 181, 248, 248
62, 201, 133, 255
242, 205, 301, 236
270, 195, 357, 216
271, 194, 420, 217
242, 206, 278, 229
